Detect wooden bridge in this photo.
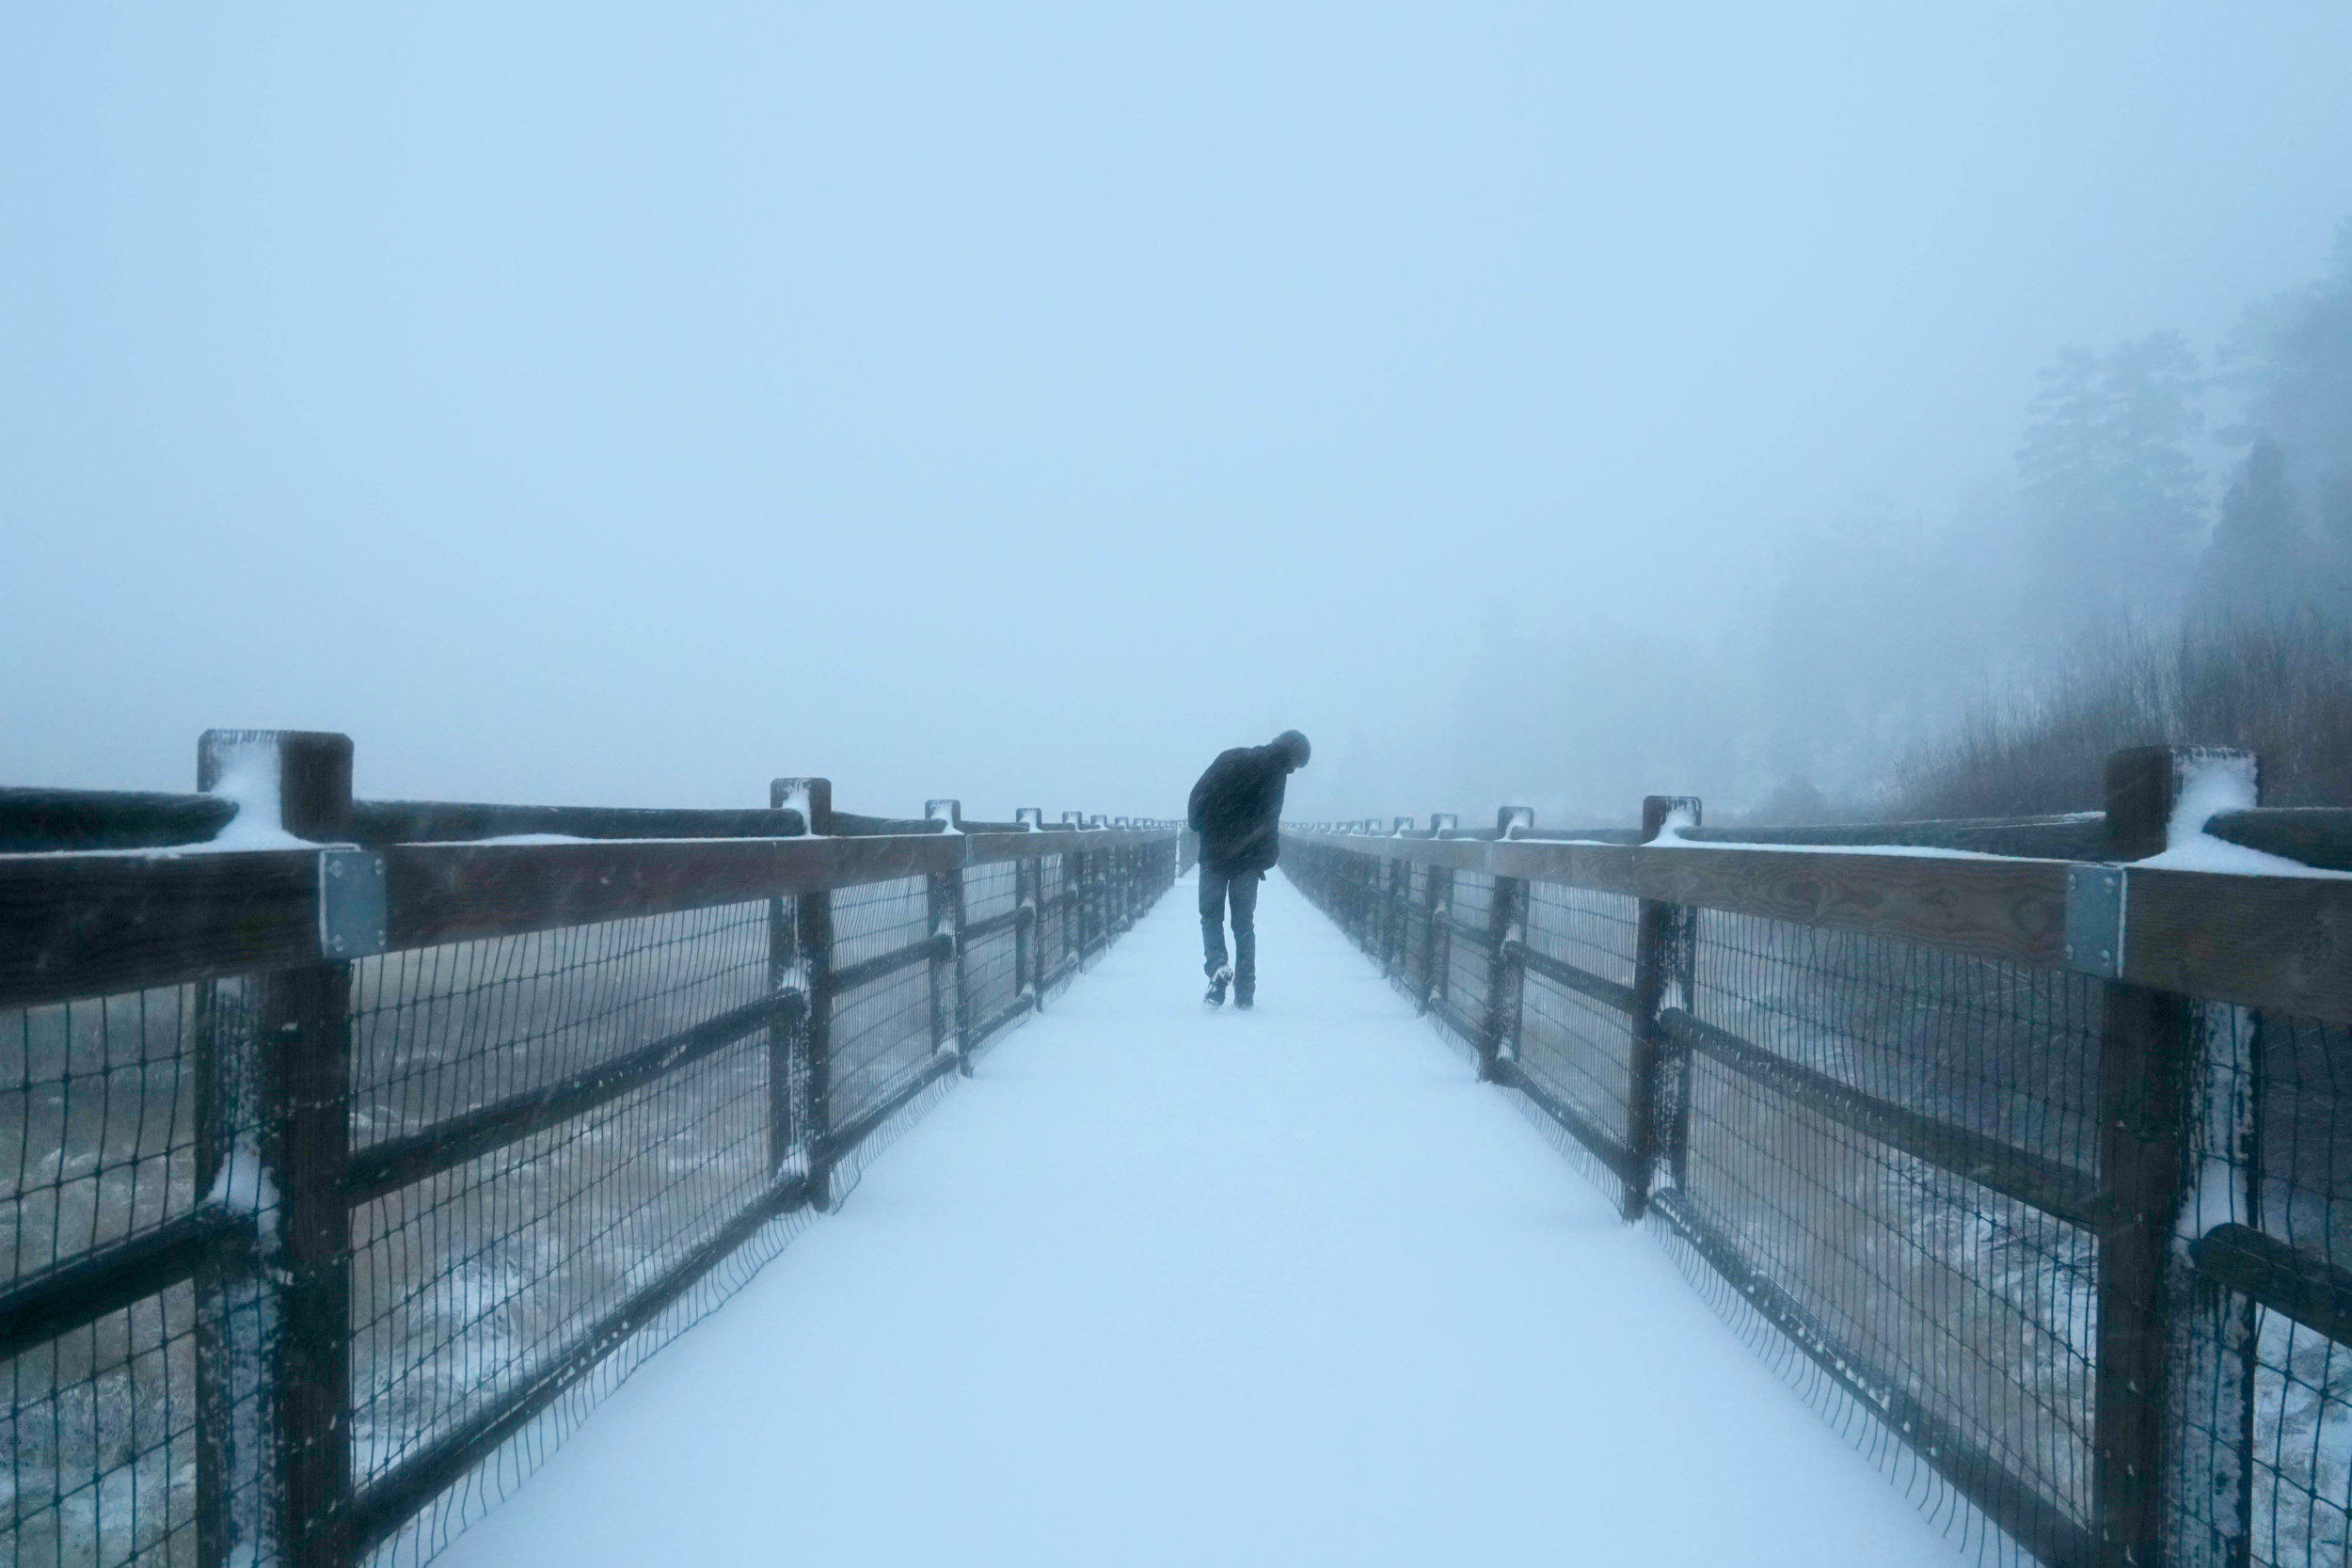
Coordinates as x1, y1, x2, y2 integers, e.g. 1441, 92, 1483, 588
5, 733, 2349, 1568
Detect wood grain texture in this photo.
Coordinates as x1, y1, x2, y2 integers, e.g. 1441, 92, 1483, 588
1287, 832, 2071, 969
2124, 867, 2352, 1026
2190, 1225, 2352, 1349
382, 836, 960, 948
2207, 808, 2352, 873
0, 787, 234, 853
961, 828, 1174, 865
0, 849, 319, 1009
349, 800, 806, 845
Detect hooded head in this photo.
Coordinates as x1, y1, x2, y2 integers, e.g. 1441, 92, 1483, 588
1272, 730, 1311, 771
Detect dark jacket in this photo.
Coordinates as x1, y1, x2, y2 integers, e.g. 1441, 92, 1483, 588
1188, 744, 1291, 875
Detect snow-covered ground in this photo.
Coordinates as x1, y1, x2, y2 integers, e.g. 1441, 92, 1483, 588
437, 871, 1963, 1567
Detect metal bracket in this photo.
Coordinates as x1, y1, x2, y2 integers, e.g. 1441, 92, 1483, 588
2062, 864, 2127, 979
318, 848, 389, 959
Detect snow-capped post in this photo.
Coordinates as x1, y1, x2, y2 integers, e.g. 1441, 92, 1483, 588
1479, 809, 1534, 1084
2090, 746, 2259, 1568
1623, 795, 1701, 1224
1417, 815, 1457, 1018
1014, 809, 1043, 1013
1064, 814, 1090, 959
1110, 818, 1131, 934
774, 778, 836, 1208
1060, 813, 1087, 971
925, 801, 968, 1074
192, 729, 358, 1568
771, 775, 834, 836
1379, 820, 1413, 978
1088, 816, 1112, 948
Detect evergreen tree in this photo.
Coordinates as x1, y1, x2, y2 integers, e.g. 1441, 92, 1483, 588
2196, 437, 2311, 623
2229, 219, 2352, 615
2016, 332, 2204, 640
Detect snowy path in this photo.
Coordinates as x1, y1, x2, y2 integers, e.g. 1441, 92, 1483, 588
438, 872, 1962, 1567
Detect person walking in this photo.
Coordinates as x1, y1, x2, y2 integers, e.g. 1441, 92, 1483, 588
1186, 729, 1311, 1008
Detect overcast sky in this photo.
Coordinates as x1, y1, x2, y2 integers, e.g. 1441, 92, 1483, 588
7, 5, 2350, 822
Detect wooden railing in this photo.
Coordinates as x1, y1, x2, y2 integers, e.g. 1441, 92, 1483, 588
0, 729, 1183, 1568
1285, 747, 2352, 1568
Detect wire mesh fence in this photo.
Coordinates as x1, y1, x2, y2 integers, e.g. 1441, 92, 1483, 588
2173, 1006, 2352, 1567
4, 986, 207, 1567
1513, 881, 1640, 1153
2, 751, 1183, 1568
1283, 799, 2352, 1568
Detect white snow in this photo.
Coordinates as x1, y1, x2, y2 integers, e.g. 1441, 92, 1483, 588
774, 782, 824, 836
201, 738, 312, 851
2135, 832, 2349, 878
2137, 753, 2352, 878
1644, 801, 1700, 844
431, 873, 1966, 1568
205, 1146, 278, 1228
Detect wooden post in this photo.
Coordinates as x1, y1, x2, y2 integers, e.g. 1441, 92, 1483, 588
1415, 824, 1447, 1016
924, 800, 967, 1073
768, 778, 831, 1184
1382, 820, 1412, 978
766, 888, 796, 1176
193, 730, 357, 1568
1014, 809, 1042, 1013
1478, 809, 1533, 1083
1624, 794, 1700, 1223
799, 885, 836, 1209
775, 776, 838, 1211
1060, 814, 1083, 973
1072, 823, 1091, 958
2092, 747, 2255, 1568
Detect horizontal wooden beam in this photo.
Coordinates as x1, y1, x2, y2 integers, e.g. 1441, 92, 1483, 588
0, 786, 233, 853
961, 903, 1035, 944
2206, 808, 2352, 873
0, 848, 320, 1009
1675, 815, 2106, 860
383, 836, 960, 948
1287, 831, 2071, 970
1295, 831, 2352, 1025
1506, 941, 1639, 1016
2123, 866, 2352, 1025
834, 934, 950, 995
344, 993, 804, 1204
349, 800, 806, 846
0, 1206, 255, 1360
2189, 1224, 2352, 1349
1661, 1009, 2103, 1229
961, 829, 1173, 864
8, 828, 1180, 1011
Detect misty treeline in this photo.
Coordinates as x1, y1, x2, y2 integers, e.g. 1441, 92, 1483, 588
1405, 223, 2352, 828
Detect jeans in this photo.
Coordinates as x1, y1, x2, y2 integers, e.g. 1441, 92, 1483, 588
1200, 864, 1261, 994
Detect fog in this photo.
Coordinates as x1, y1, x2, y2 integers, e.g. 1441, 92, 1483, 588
7, 6, 2350, 826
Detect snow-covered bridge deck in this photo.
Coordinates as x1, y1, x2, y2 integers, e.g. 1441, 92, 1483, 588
439, 872, 1960, 1567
